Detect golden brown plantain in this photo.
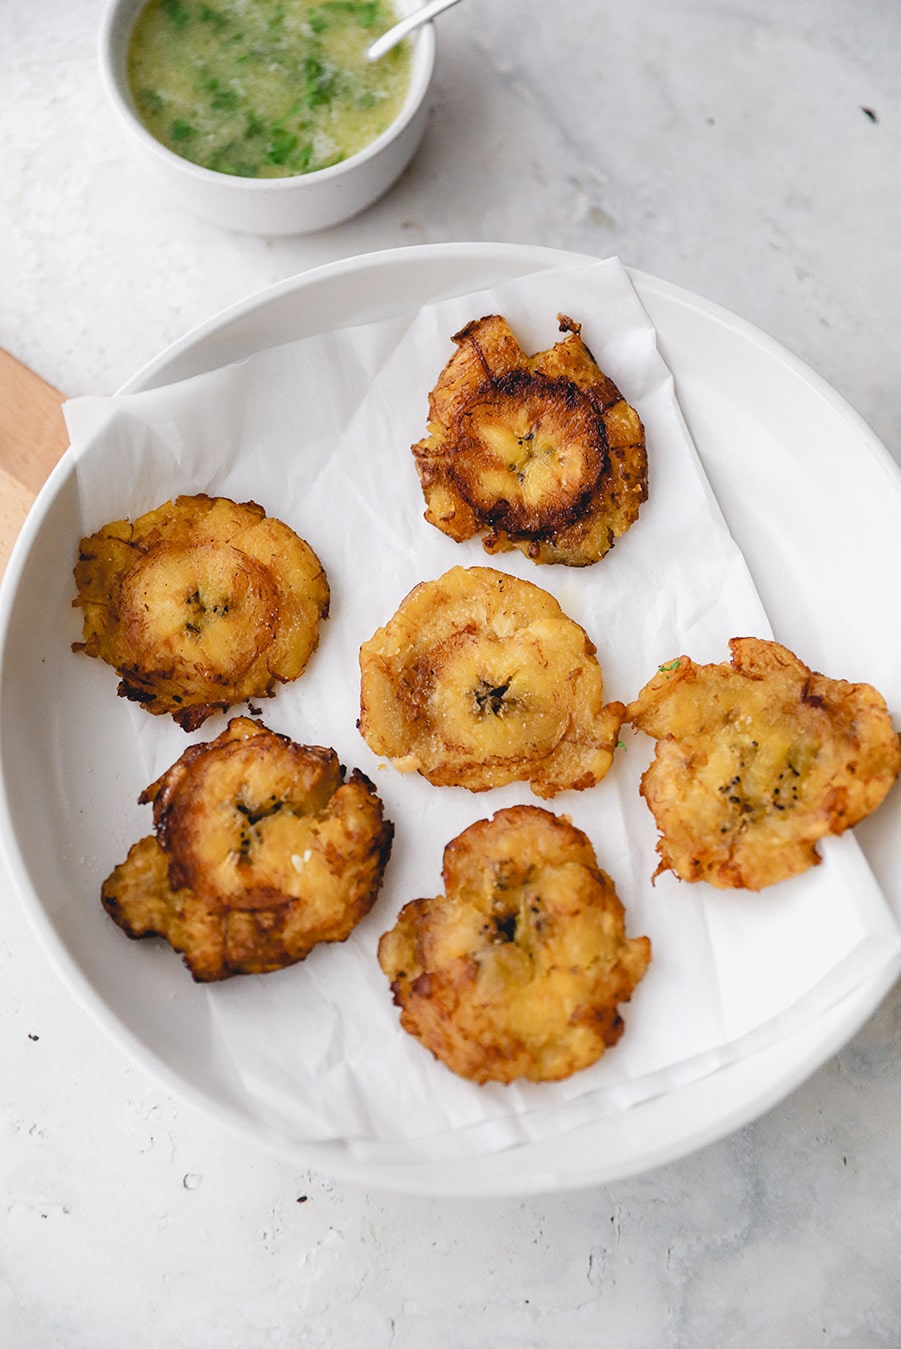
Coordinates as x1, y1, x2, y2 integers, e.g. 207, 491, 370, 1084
358, 565, 625, 797
101, 717, 394, 981
378, 805, 651, 1084
625, 638, 901, 890
73, 494, 329, 730
412, 314, 647, 566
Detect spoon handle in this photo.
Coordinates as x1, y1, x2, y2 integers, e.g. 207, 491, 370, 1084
367, 0, 466, 62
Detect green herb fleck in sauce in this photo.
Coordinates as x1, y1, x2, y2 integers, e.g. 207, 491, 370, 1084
127, 0, 412, 178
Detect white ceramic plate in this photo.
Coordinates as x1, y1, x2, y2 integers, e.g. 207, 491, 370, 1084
2, 243, 899, 1196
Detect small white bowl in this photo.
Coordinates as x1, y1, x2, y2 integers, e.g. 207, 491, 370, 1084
98, 0, 435, 235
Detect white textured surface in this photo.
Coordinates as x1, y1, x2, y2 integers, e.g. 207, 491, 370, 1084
2, 1, 900, 1343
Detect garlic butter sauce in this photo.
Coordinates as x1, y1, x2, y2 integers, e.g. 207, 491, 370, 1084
127, 0, 412, 178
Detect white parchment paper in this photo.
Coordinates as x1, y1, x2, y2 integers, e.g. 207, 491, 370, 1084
63, 258, 901, 1162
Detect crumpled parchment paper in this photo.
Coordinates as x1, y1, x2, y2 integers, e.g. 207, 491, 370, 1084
63, 257, 901, 1163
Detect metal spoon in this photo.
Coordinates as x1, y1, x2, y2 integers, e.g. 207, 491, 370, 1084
367, 0, 465, 61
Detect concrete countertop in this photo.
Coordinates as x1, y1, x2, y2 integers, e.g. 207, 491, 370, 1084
2, 2, 899, 1344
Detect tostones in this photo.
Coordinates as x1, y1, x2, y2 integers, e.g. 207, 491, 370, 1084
625, 637, 901, 890
73, 494, 329, 730
378, 805, 651, 1084
411, 314, 647, 566
101, 717, 394, 981
358, 565, 625, 797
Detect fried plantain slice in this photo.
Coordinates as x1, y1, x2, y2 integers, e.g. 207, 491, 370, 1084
412, 314, 647, 566
378, 805, 651, 1084
358, 565, 625, 797
625, 638, 901, 890
73, 494, 329, 730
101, 717, 394, 981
